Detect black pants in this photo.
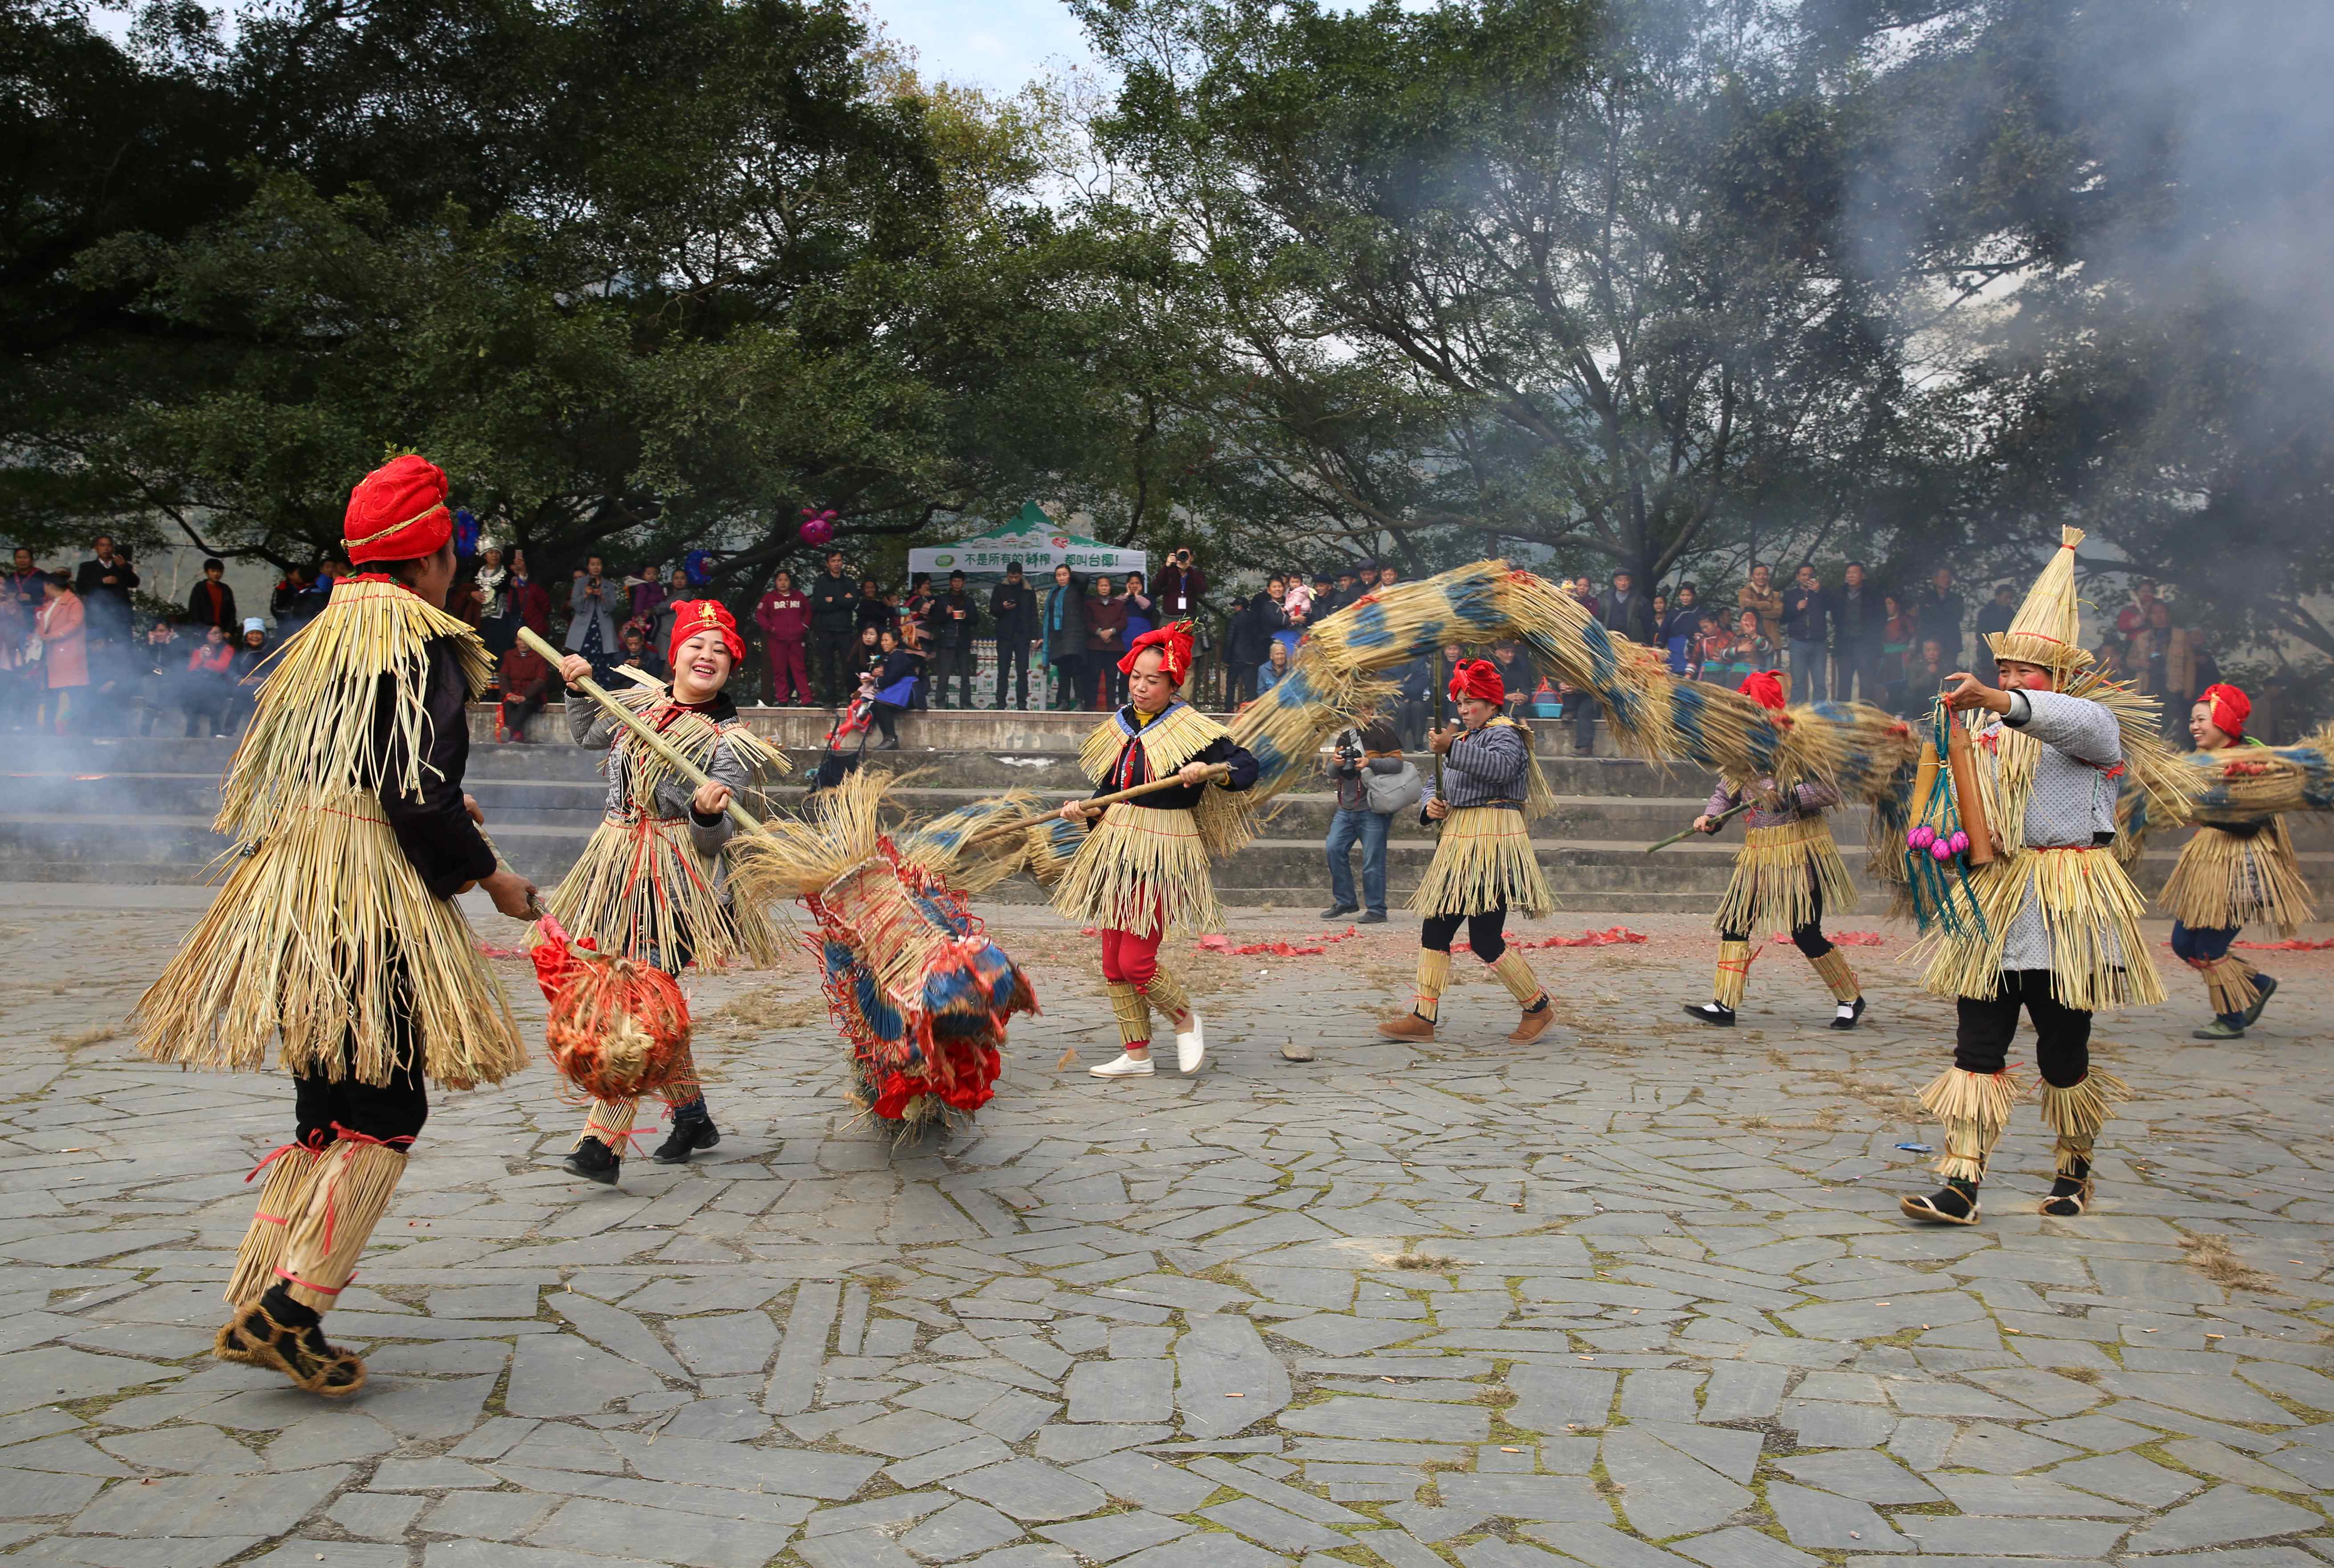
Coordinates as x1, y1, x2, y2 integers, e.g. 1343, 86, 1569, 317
813, 628, 858, 705
1954, 970, 2091, 1088
293, 1000, 429, 1148
995, 641, 1029, 708
1051, 652, 1086, 710
1422, 906, 1508, 965
1566, 691, 1596, 754
1721, 877, 1833, 959
502, 691, 546, 738
932, 646, 974, 707
872, 700, 906, 743
1395, 698, 1428, 751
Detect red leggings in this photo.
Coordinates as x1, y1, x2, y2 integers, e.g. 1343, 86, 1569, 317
1100, 924, 1163, 990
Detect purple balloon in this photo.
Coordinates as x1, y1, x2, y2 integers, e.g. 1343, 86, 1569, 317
799, 516, 833, 547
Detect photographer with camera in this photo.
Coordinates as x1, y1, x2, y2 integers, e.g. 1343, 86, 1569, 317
1154, 546, 1209, 699
1321, 718, 1417, 925
565, 554, 626, 683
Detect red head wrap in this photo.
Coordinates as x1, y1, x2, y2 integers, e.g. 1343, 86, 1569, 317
1737, 669, 1787, 712
2201, 682, 2249, 740
667, 599, 744, 671
1119, 620, 1196, 685
1448, 659, 1505, 705
343, 454, 453, 566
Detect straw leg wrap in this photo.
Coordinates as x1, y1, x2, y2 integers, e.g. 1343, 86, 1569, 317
2037, 1070, 2129, 1179
2192, 954, 2261, 1018
1414, 949, 1452, 1022
276, 1139, 409, 1315
224, 1146, 324, 1308
1917, 1066, 2023, 1185
1108, 982, 1152, 1049
578, 1098, 639, 1151
1809, 946, 1860, 1003
1144, 966, 1193, 1029
1713, 939, 1755, 1010
1488, 948, 1544, 1007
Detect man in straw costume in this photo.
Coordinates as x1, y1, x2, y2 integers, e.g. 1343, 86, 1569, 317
551, 597, 786, 1184
1055, 621, 1259, 1079
1377, 658, 1558, 1043
1902, 527, 2166, 1226
1683, 671, 1867, 1029
2164, 682, 2310, 1039
135, 454, 535, 1396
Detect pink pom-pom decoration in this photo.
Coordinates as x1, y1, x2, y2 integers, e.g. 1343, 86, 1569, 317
1948, 830, 1970, 854
798, 506, 836, 548
1907, 824, 1935, 850
1929, 840, 1955, 863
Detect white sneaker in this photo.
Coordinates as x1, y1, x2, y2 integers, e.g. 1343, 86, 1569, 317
1176, 1013, 1206, 1074
1089, 1052, 1155, 1079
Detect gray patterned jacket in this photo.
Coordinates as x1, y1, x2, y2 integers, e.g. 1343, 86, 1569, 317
1420, 719, 1530, 816
1986, 688, 2124, 972
569, 699, 747, 861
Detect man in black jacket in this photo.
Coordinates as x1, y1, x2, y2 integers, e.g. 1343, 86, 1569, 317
929, 570, 983, 708
186, 558, 239, 635
808, 550, 859, 705
1782, 563, 1830, 703
1224, 578, 1286, 707
1831, 561, 1882, 703
1600, 569, 1654, 645
1916, 565, 1966, 667
989, 562, 1036, 709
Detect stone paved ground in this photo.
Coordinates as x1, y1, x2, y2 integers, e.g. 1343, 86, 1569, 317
1, 884, 2332, 1568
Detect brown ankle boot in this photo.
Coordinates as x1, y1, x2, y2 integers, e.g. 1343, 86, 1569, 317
1377, 1011, 1436, 1040
1509, 1003, 1555, 1043
223, 1299, 366, 1398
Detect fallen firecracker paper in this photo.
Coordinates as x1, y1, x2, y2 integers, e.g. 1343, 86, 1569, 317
474, 940, 529, 959
1456, 926, 1647, 954
1198, 927, 1361, 957
1775, 930, 1885, 946
2238, 938, 2334, 951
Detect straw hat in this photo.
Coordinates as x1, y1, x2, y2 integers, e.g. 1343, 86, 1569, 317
1987, 525, 2093, 674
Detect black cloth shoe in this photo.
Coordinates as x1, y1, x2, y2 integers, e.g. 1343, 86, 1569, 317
2041, 1156, 2092, 1217
654, 1113, 721, 1164
1829, 996, 1867, 1030
563, 1136, 621, 1185
1682, 1001, 1735, 1027
1358, 910, 1388, 924
2242, 973, 2279, 1027
1319, 904, 1359, 920
1900, 1179, 1981, 1225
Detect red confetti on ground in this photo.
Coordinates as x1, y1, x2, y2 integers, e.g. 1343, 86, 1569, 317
2161, 937, 2334, 951
474, 941, 528, 958
1455, 926, 1647, 954
1199, 927, 1362, 957
1775, 930, 1885, 946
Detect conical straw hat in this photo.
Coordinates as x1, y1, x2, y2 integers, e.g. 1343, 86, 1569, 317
1987, 525, 2093, 674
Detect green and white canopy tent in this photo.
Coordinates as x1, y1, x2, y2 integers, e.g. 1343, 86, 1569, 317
907, 503, 1146, 578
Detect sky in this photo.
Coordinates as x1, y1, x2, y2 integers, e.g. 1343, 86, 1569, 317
868, 0, 1102, 93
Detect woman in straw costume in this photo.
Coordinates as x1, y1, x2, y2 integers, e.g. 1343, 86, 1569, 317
136, 454, 536, 1397
1377, 659, 1558, 1043
550, 597, 785, 1184
1902, 527, 2174, 1227
1055, 621, 1260, 1079
2164, 682, 2311, 1039
1682, 671, 1867, 1030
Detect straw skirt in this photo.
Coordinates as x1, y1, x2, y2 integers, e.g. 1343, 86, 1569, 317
1052, 803, 1222, 937
2162, 820, 2314, 937
544, 814, 785, 971
1408, 806, 1552, 917
1714, 817, 1856, 935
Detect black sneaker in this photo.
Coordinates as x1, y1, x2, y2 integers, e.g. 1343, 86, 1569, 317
562, 1136, 621, 1185
654, 1116, 721, 1164
2242, 974, 2279, 1027
1319, 904, 1359, 921
1682, 1001, 1736, 1027
1358, 910, 1389, 924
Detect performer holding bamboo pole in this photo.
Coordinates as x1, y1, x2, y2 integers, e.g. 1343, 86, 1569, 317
2163, 684, 2311, 1039
1378, 659, 1558, 1043
1682, 671, 1867, 1029
537, 602, 786, 1184
1901, 527, 2176, 1226
1055, 622, 1260, 1079
137, 455, 534, 1397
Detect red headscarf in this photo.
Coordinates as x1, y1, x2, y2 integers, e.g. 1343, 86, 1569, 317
2201, 682, 2250, 740
343, 454, 453, 565
1118, 620, 1196, 685
667, 598, 744, 670
1737, 669, 1787, 712
1448, 658, 1505, 705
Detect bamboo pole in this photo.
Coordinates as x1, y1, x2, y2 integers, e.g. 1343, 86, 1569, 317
962, 765, 1233, 849
518, 626, 765, 840
1945, 715, 1995, 867
1646, 799, 1749, 854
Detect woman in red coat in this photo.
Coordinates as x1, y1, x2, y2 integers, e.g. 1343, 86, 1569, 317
35, 574, 87, 732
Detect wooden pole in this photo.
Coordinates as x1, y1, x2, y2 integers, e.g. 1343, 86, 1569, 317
1945, 715, 1995, 866
962, 764, 1232, 849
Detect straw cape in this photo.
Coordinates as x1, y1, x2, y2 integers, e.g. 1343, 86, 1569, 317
541, 672, 790, 971
1053, 700, 1258, 937
133, 578, 522, 1089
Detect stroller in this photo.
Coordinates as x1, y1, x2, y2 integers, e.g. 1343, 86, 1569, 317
813, 687, 877, 790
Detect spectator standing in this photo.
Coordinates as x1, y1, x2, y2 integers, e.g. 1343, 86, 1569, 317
1044, 564, 1089, 710
473, 544, 515, 653
1694, 611, 1730, 681
185, 558, 239, 636
1600, 569, 1654, 644
1154, 547, 1208, 621
1122, 572, 1155, 647
1914, 565, 1965, 665
1322, 719, 1416, 924
183, 623, 235, 736
505, 549, 551, 639
1491, 641, 1537, 720
498, 640, 554, 741
34, 573, 86, 733
4, 548, 41, 618
1660, 583, 1702, 674
1327, 566, 1359, 616
1223, 577, 1283, 707
1392, 654, 1432, 748
1880, 592, 1916, 712
566, 556, 625, 682
755, 569, 812, 704
626, 565, 666, 633
1376, 563, 1401, 593
2115, 580, 2160, 639
1258, 638, 1292, 693
271, 563, 328, 637
138, 619, 186, 735
903, 574, 935, 642
620, 625, 662, 680
1737, 563, 1784, 647
1831, 561, 1882, 703
988, 562, 1037, 709
224, 619, 267, 731
2128, 600, 2201, 735
928, 570, 983, 708
1723, 607, 1774, 685
1781, 563, 1830, 703
1086, 575, 1129, 707
1971, 581, 2017, 687
1903, 637, 1951, 711
0, 549, 32, 730
74, 535, 137, 643
646, 567, 692, 655
853, 578, 892, 638
809, 550, 860, 705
